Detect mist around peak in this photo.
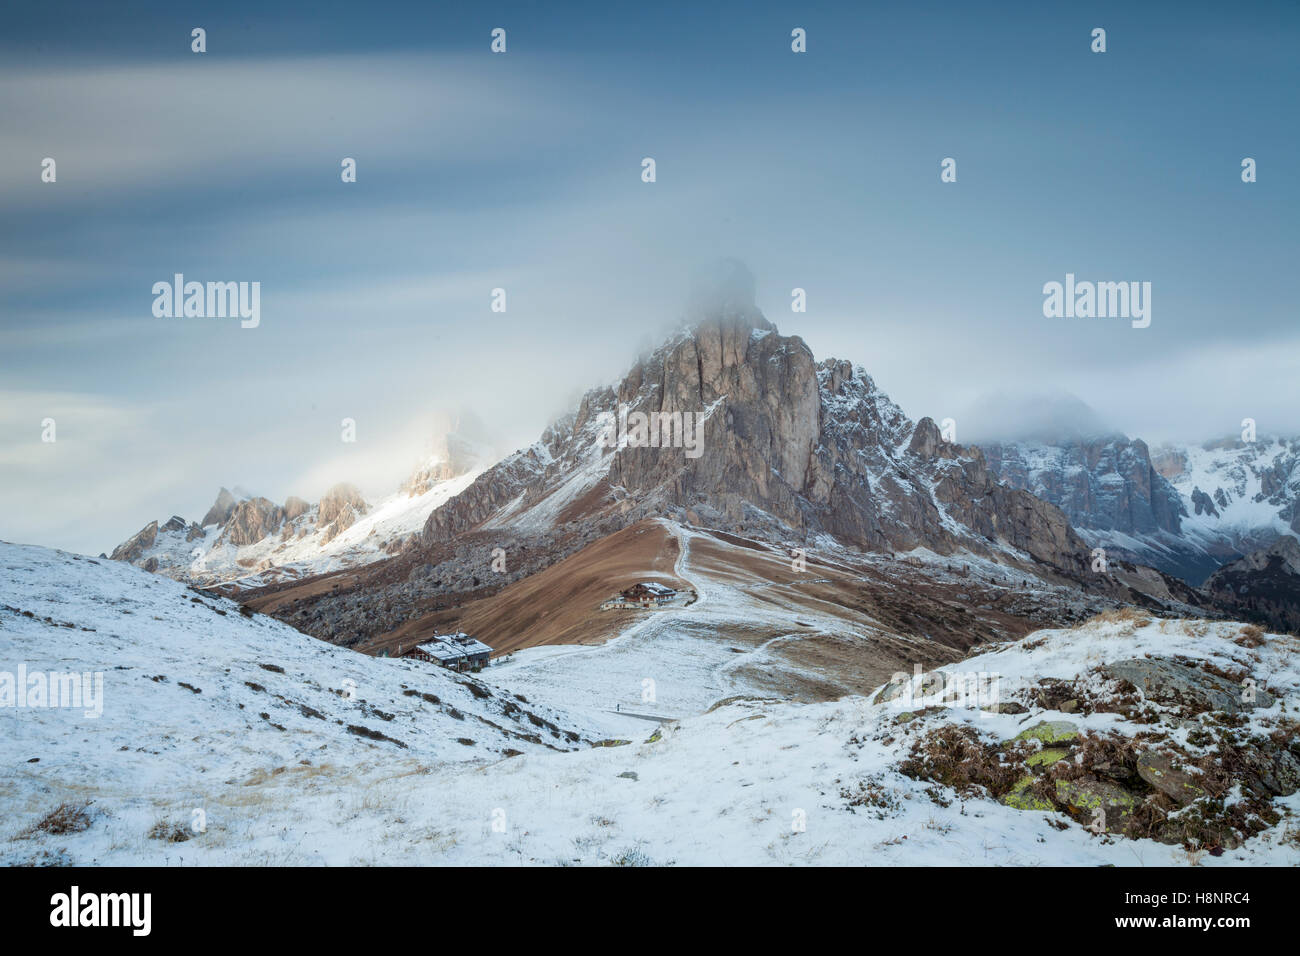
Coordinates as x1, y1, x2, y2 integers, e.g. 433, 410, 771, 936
958, 391, 1118, 444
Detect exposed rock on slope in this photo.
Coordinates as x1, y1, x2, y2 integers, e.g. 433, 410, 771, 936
201, 487, 239, 527
219, 497, 285, 547
1204, 536, 1300, 635
981, 437, 1184, 537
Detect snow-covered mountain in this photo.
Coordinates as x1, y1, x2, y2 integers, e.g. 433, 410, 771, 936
1153, 435, 1300, 560
107, 432, 488, 590
422, 304, 1107, 582
1204, 536, 1300, 636
981, 433, 1300, 586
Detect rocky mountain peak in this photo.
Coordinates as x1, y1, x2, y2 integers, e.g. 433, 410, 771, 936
421, 306, 1094, 578
219, 497, 285, 548
201, 487, 239, 527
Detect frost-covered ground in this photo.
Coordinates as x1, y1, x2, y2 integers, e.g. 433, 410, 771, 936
3, 540, 1298, 866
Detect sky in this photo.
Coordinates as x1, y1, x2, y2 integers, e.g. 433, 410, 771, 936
1, 0, 1297, 554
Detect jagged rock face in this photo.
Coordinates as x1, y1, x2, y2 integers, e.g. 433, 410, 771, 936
283, 496, 311, 521
201, 488, 238, 527
1203, 536, 1300, 635
401, 412, 494, 497
1154, 436, 1300, 548
608, 311, 820, 526
422, 307, 1093, 575
318, 483, 367, 527
219, 497, 285, 547
980, 437, 1184, 536
110, 521, 158, 563
424, 421, 570, 539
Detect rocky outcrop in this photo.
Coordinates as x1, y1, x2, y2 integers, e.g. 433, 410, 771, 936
1204, 535, 1300, 635
402, 411, 494, 497
318, 483, 367, 527
110, 521, 158, 563
219, 497, 285, 547
201, 488, 239, 527
316, 483, 368, 543
1099, 658, 1273, 715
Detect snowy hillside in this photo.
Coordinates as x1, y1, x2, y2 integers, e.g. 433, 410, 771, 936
0, 541, 605, 865
4, 539, 1296, 865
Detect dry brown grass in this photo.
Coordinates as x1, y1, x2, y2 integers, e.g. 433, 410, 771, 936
897, 725, 1030, 798
1084, 606, 1154, 629
369, 520, 687, 655
1234, 624, 1267, 648
19, 801, 94, 838
147, 820, 191, 843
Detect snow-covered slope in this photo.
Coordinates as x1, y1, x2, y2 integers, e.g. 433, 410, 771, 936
0, 541, 606, 865
5, 539, 1296, 865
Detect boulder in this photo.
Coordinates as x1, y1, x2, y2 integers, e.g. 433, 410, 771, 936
1001, 776, 1054, 811
1055, 778, 1139, 832
1099, 658, 1272, 715
1135, 750, 1204, 805
1013, 720, 1079, 745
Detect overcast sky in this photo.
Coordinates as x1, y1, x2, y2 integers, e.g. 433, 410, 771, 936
2, 0, 1297, 555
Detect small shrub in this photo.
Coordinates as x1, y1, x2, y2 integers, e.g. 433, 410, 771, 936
147, 820, 191, 843
22, 801, 94, 837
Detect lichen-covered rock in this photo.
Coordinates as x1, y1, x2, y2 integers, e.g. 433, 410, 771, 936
1014, 720, 1080, 745
1027, 747, 1069, 768
1136, 750, 1204, 805
1001, 776, 1054, 811
1054, 778, 1139, 832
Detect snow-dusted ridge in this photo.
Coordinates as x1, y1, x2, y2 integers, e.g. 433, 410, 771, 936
110, 467, 483, 591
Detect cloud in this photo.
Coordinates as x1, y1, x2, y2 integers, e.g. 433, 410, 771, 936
0, 53, 571, 203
